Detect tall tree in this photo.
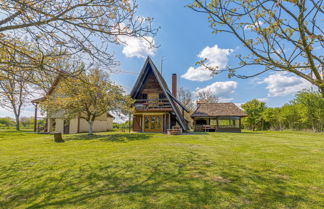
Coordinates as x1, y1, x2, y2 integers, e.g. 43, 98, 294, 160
0, 0, 157, 78
0, 70, 31, 131
242, 99, 266, 131
189, 0, 324, 96
293, 90, 324, 132
177, 87, 195, 111
41, 68, 133, 135
196, 89, 219, 103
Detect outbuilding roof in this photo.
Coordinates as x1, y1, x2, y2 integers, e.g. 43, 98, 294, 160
191, 103, 247, 117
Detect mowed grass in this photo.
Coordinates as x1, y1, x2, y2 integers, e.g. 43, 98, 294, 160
0, 130, 323, 209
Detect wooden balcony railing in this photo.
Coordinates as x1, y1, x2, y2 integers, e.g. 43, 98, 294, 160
134, 99, 172, 111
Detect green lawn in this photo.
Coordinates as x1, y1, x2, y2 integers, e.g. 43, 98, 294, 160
0, 130, 323, 209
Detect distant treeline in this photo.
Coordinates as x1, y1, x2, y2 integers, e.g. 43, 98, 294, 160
241, 90, 324, 132
0, 117, 45, 129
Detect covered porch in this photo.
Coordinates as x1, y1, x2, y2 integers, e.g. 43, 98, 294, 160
193, 116, 242, 133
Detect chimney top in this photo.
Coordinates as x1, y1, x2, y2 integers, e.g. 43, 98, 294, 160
172, 74, 177, 97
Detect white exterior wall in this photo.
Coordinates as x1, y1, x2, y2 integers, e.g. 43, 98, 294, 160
79, 118, 111, 133
49, 114, 113, 134
55, 119, 64, 133
69, 118, 78, 134
107, 117, 113, 130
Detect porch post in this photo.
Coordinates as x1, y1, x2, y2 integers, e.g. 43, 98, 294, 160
33, 103, 38, 132
142, 114, 144, 132
239, 117, 242, 129
216, 117, 219, 130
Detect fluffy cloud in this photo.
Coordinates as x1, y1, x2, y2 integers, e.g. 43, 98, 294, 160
118, 36, 156, 58
260, 73, 313, 97
244, 20, 263, 30
196, 81, 238, 102
181, 45, 233, 81
181, 67, 214, 82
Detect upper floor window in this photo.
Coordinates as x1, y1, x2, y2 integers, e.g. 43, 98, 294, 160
159, 93, 166, 99
142, 93, 147, 99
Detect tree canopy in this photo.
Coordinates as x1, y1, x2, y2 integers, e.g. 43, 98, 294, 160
41, 68, 133, 135
0, 0, 157, 82
242, 90, 324, 132
189, 0, 324, 96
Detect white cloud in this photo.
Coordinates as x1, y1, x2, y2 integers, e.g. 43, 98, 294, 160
118, 36, 156, 58
196, 81, 238, 102
260, 73, 313, 97
181, 66, 214, 82
257, 97, 268, 102
244, 20, 263, 30
181, 44, 233, 81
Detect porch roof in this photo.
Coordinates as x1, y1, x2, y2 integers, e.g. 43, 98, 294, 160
191, 103, 247, 117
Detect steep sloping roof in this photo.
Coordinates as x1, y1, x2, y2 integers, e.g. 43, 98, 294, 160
130, 57, 189, 130
191, 103, 247, 117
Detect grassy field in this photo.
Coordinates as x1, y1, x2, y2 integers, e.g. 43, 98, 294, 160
0, 130, 323, 209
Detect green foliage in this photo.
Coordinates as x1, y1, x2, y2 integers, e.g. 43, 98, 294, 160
0, 130, 323, 208
40, 68, 133, 135
113, 120, 132, 132
241, 99, 266, 131
189, 0, 324, 96
293, 90, 324, 132
243, 90, 324, 132
20, 117, 35, 128
0, 117, 15, 128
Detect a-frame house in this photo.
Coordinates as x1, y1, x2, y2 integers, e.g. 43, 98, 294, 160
130, 57, 189, 133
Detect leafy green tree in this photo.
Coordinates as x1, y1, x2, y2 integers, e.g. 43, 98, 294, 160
189, 0, 324, 96
279, 104, 304, 130
242, 99, 266, 131
262, 107, 282, 130
293, 90, 324, 132
41, 68, 133, 135
0, 69, 32, 131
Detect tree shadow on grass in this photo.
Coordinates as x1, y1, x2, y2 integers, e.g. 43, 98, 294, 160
1, 152, 312, 209
65, 133, 152, 142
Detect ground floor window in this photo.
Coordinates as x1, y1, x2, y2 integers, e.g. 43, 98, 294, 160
218, 117, 240, 128
194, 117, 241, 129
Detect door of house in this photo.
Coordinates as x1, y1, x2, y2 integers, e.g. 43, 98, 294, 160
144, 115, 162, 132
133, 115, 142, 132
63, 120, 70, 134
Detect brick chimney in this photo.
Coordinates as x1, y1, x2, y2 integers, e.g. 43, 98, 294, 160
172, 73, 177, 97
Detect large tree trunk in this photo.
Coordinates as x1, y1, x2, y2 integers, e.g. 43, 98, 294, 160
88, 120, 94, 135
14, 114, 20, 131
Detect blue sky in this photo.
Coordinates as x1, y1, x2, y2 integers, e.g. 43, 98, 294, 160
0, 0, 318, 118
109, 0, 314, 105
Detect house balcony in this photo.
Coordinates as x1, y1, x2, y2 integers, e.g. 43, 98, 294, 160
133, 99, 173, 112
